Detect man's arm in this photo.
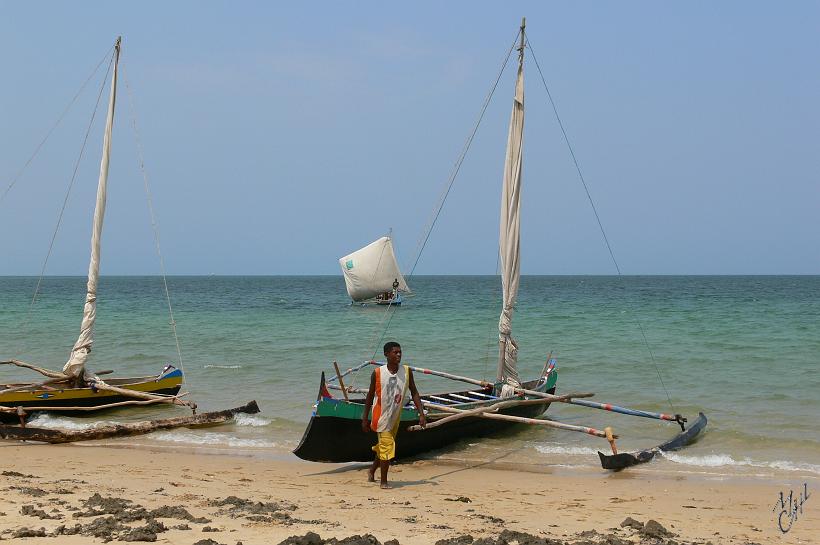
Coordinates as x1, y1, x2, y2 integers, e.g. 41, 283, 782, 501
408, 368, 426, 428
361, 370, 376, 433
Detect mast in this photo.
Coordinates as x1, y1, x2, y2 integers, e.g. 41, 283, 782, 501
63, 37, 121, 380
496, 19, 525, 385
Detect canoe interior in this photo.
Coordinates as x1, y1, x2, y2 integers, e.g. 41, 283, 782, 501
0, 368, 184, 423
293, 369, 558, 463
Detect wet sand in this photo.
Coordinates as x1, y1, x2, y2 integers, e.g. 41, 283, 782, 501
1, 443, 817, 544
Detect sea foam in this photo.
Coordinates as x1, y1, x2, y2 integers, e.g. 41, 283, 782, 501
149, 430, 276, 448
661, 451, 820, 475
233, 413, 271, 427
534, 443, 598, 456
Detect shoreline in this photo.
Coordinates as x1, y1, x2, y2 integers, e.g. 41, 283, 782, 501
2, 443, 817, 544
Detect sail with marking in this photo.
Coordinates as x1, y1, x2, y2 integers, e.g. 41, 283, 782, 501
63, 38, 121, 379
339, 236, 410, 302
496, 33, 525, 386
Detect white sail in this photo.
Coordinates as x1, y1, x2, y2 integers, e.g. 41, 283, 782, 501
63, 37, 121, 379
497, 25, 525, 386
339, 236, 410, 302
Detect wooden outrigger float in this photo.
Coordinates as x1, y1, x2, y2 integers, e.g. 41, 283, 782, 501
295, 19, 707, 470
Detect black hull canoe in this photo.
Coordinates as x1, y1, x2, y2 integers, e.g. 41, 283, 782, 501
294, 372, 558, 463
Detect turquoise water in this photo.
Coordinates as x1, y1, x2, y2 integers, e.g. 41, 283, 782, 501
1, 275, 818, 477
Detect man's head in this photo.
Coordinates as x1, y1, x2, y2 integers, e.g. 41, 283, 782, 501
383, 341, 402, 365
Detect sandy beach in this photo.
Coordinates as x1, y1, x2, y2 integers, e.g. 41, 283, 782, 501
1, 443, 816, 545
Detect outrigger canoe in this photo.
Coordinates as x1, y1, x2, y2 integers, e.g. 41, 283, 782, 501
0, 366, 183, 424
293, 369, 558, 463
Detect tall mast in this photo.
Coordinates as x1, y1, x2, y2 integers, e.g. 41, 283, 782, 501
496, 19, 525, 385
63, 37, 121, 380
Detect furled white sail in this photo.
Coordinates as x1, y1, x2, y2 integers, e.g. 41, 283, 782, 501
63, 37, 121, 379
497, 27, 525, 386
339, 236, 410, 302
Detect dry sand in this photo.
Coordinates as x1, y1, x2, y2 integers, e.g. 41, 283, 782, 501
1, 442, 817, 544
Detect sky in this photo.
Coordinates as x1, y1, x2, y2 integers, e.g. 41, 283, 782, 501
1, 2, 818, 275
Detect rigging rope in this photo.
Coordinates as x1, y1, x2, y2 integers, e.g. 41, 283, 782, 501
14, 53, 115, 360
404, 29, 522, 281
360, 29, 523, 378
526, 39, 677, 413
2, 47, 114, 205
122, 67, 187, 387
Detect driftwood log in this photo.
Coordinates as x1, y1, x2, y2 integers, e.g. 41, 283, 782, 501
0, 400, 259, 444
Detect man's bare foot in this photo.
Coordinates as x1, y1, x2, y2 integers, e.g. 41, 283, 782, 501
367, 471, 376, 482
380, 481, 392, 489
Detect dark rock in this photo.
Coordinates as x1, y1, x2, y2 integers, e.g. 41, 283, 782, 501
600, 533, 631, 545
193, 540, 223, 545
641, 519, 670, 538
384, 540, 400, 545
122, 527, 158, 542
12, 527, 47, 538
203, 526, 220, 532
277, 531, 324, 545
210, 495, 296, 518
20, 504, 60, 519
82, 515, 127, 539
173, 524, 192, 530
445, 496, 472, 503
10, 486, 47, 497
2, 471, 37, 478
498, 529, 555, 545
435, 536, 474, 545
52, 523, 83, 536
331, 535, 382, 545
150, 505, 211, 523
620, 517, 644, 530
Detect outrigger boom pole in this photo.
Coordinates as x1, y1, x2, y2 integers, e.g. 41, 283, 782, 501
364, 360, 685, 429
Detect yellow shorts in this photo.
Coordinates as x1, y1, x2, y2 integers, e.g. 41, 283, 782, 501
371, 430, 396, 461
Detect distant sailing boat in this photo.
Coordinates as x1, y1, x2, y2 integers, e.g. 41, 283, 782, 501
296, 19, 706, 468
339, 235, 411, 306
0, 37, 187, 422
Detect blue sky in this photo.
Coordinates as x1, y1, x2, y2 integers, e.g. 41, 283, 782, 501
1, 2, 817, 275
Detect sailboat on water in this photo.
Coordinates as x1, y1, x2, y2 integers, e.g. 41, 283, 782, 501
1, 38, 257, 432
339, 235, 411, 306
295, 19, 706, 469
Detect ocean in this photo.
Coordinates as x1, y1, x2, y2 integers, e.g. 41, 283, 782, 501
1, 275, 818, 478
